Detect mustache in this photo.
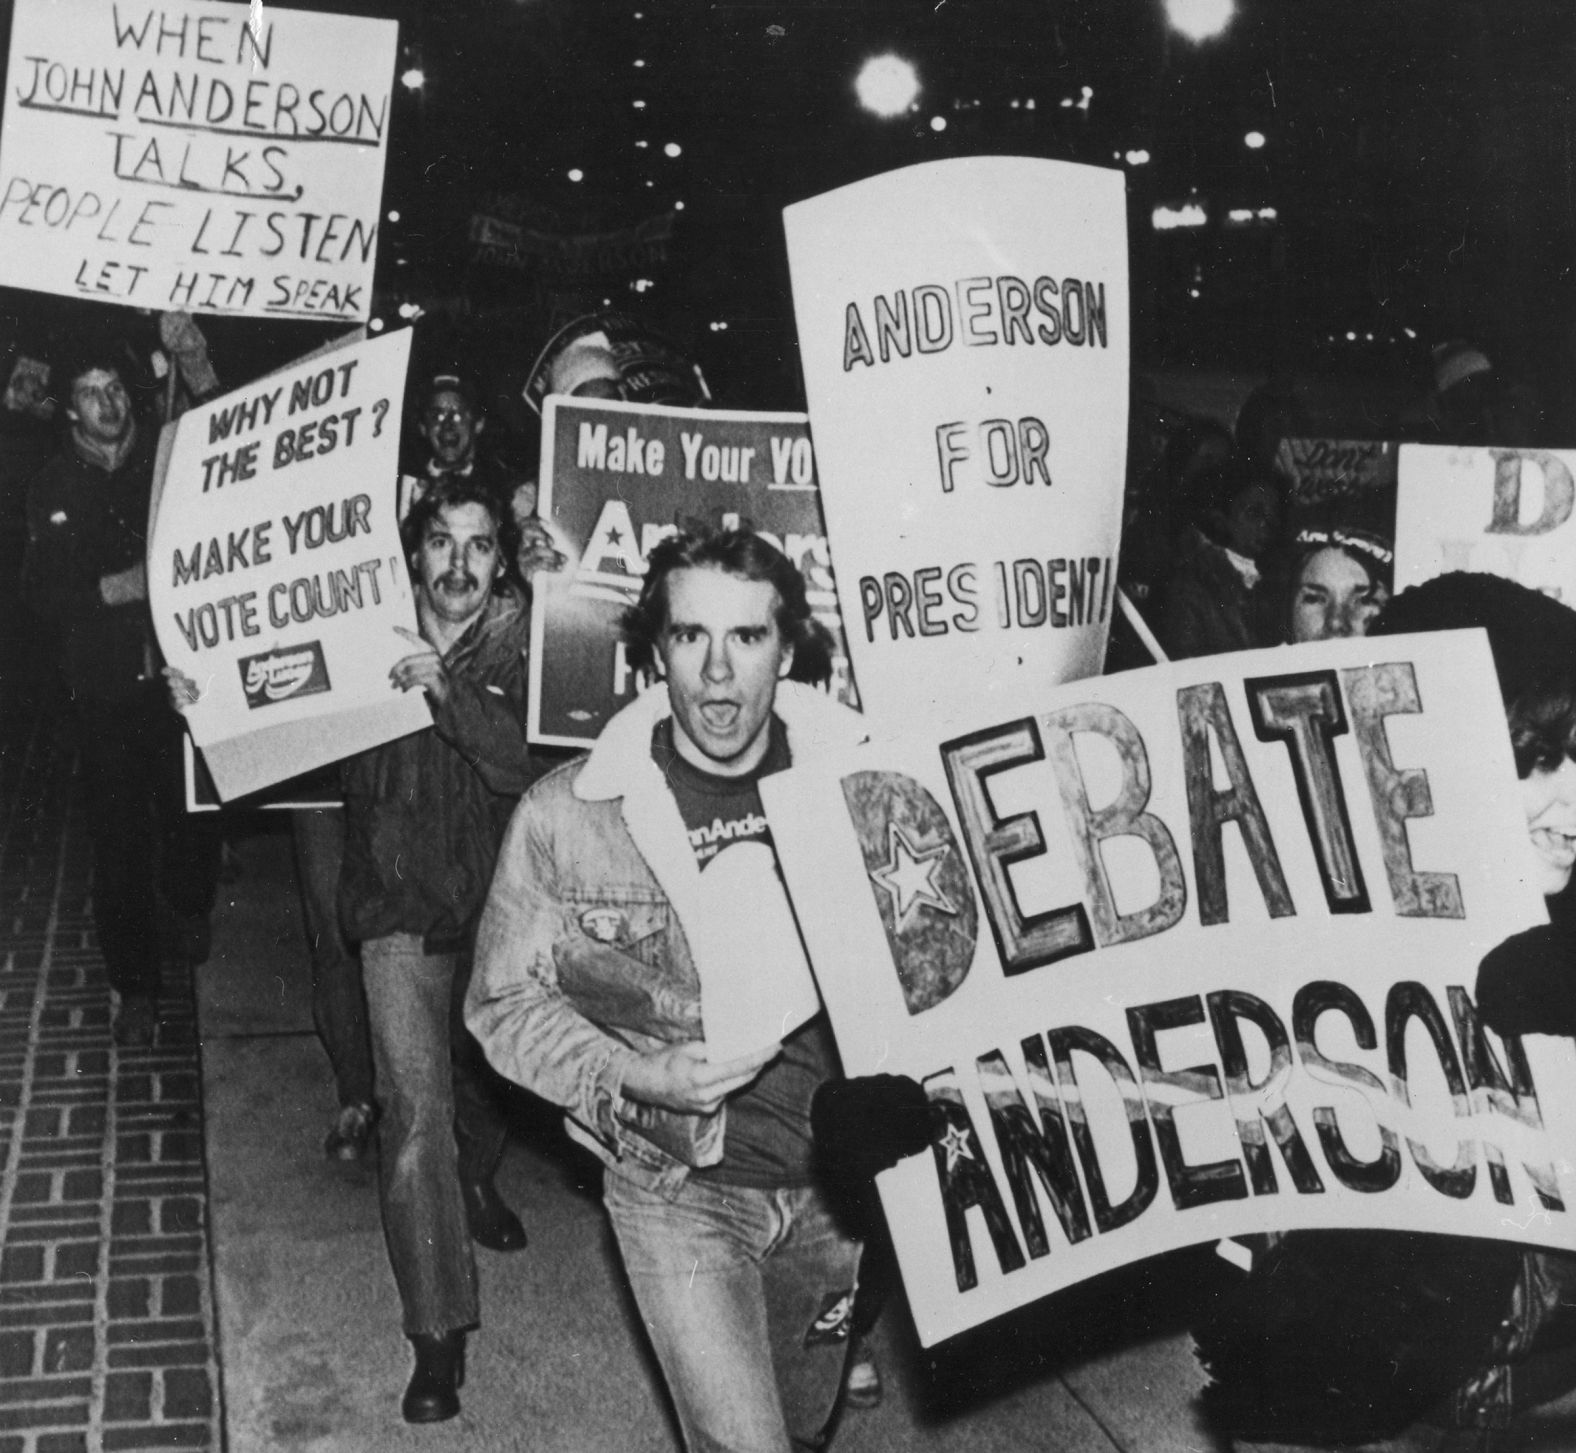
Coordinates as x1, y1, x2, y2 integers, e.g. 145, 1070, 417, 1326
436, 571, 479, 592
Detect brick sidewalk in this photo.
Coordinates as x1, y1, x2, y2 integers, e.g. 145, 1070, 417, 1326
0, 683, 222, 1453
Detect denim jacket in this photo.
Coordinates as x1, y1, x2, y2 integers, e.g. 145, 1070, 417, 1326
466, 680, 865, 1190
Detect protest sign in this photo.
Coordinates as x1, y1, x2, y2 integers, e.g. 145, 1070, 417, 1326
148, 328, 428, 801
1394, 444, 1576, 602
181, 735, 338, 812
529, 396, 855, 747
761, 631, 1571, 1344
783, 157, 1129, 732
0, 0, 395, 322
1278, 437, 1397, 532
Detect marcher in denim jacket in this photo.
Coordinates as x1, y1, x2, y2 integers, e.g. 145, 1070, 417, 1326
468, 527, 867, 1452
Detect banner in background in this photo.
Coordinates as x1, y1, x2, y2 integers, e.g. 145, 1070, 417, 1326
784, 157, 1129, 733
529, 396, 856, 747
1278, 436, 1397, 536
1395, 444, 1576, 602
762, 631, 1568, 1344
149, 329, 427, 800
0, 0, 395, 322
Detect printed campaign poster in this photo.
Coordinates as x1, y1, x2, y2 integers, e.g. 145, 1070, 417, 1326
784, 157, 1129, 733
529, 395, 856, 748
148, 328, 428, 801
0, 0, 396, 321
1394, 445, 1576, 602
761, 631, 1572, 1344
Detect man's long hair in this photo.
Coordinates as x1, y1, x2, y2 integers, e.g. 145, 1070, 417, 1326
401, 478, 520, 595
620, 525, 834, 686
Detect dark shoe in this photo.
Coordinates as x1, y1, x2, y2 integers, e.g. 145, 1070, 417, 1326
462, 1178, 527, 1253
113, 994, 159, 1048
401, 1331, 464, 1424
323, 1102, 376, 1161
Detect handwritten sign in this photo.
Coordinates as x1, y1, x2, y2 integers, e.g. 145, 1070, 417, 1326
784, 157, 1129, 732
0, 0, 395, 321
762, 632, 1571, 1344
529, 396, 856, 747
148, 329, 427, 800
1395, 444, 1576, 603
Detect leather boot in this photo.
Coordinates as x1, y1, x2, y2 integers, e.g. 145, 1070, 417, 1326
461, 1178, 527, 1253
402, 1330, 465, 1423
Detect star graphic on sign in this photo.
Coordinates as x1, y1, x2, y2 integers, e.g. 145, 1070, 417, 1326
868, 822, 959, 930
939, 1123, 974, 1173
604, 525, 624, 546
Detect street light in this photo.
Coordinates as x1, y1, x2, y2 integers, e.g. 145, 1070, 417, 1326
1164, 0, 1233, 43
855, 55, 920, 118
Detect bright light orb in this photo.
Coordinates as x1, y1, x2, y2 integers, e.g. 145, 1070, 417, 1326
567, 168, 584, 182
1244, 130, 1266, 149
855, 55, 920, 118
1165, 0, 1234, 42
400, 67, 425, 91
663, 142, 682, 158
930, 115, 947, 132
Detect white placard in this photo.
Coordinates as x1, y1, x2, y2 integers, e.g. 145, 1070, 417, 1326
0, 0, 396, 321
148, 328, 427, 800
762, 631, 1570, 1345
784, 156, 1129, 733
1395, 443, 1576, 602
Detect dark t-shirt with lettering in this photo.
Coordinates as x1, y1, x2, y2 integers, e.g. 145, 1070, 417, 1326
652, 716, 840, 1189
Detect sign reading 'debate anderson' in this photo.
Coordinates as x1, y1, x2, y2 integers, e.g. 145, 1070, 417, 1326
1395, 444, 1576, 602
530, 396, 856, 747
0, 0, 396, 321
783, 157, 1129, 732
761, 632, 1573, 1345
148, 329, 428, 801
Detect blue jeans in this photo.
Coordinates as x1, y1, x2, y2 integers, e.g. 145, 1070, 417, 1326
364, 933, 506, 1335
604, 1170, 862, 1453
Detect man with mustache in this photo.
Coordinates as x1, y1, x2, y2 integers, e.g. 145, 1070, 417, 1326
338, 477, 533, 1422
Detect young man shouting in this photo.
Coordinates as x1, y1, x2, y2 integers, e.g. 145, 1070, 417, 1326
468, 527, 865, 1451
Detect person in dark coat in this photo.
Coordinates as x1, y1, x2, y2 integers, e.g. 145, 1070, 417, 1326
21, 339, 218, 1047
340, 476, 532, 1423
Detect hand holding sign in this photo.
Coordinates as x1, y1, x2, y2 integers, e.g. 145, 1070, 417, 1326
391, 625, 449, 705
621, 1039, 781, 1116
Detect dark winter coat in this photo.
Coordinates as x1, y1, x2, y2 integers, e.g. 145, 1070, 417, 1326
21, 426, 159, 700
339, 587, 531, 950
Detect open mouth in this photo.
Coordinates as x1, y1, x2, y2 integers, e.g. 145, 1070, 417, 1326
699, 701, 740, 732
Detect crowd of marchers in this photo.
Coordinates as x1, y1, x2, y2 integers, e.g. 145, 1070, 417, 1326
15, 304, 1576, 1453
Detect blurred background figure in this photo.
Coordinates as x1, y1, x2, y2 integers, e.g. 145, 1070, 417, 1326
1153, 456, 1283, 660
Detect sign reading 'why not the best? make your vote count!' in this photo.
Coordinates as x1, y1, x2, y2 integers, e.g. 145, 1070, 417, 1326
784, 157, 1129, 732
762, 632, 1570, 1344
0, 0, 396, 321
148, 329, 427, 801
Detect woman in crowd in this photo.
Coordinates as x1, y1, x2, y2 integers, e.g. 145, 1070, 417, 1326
1264, 525, 1394, 645
1195, 571, 1576, 1451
